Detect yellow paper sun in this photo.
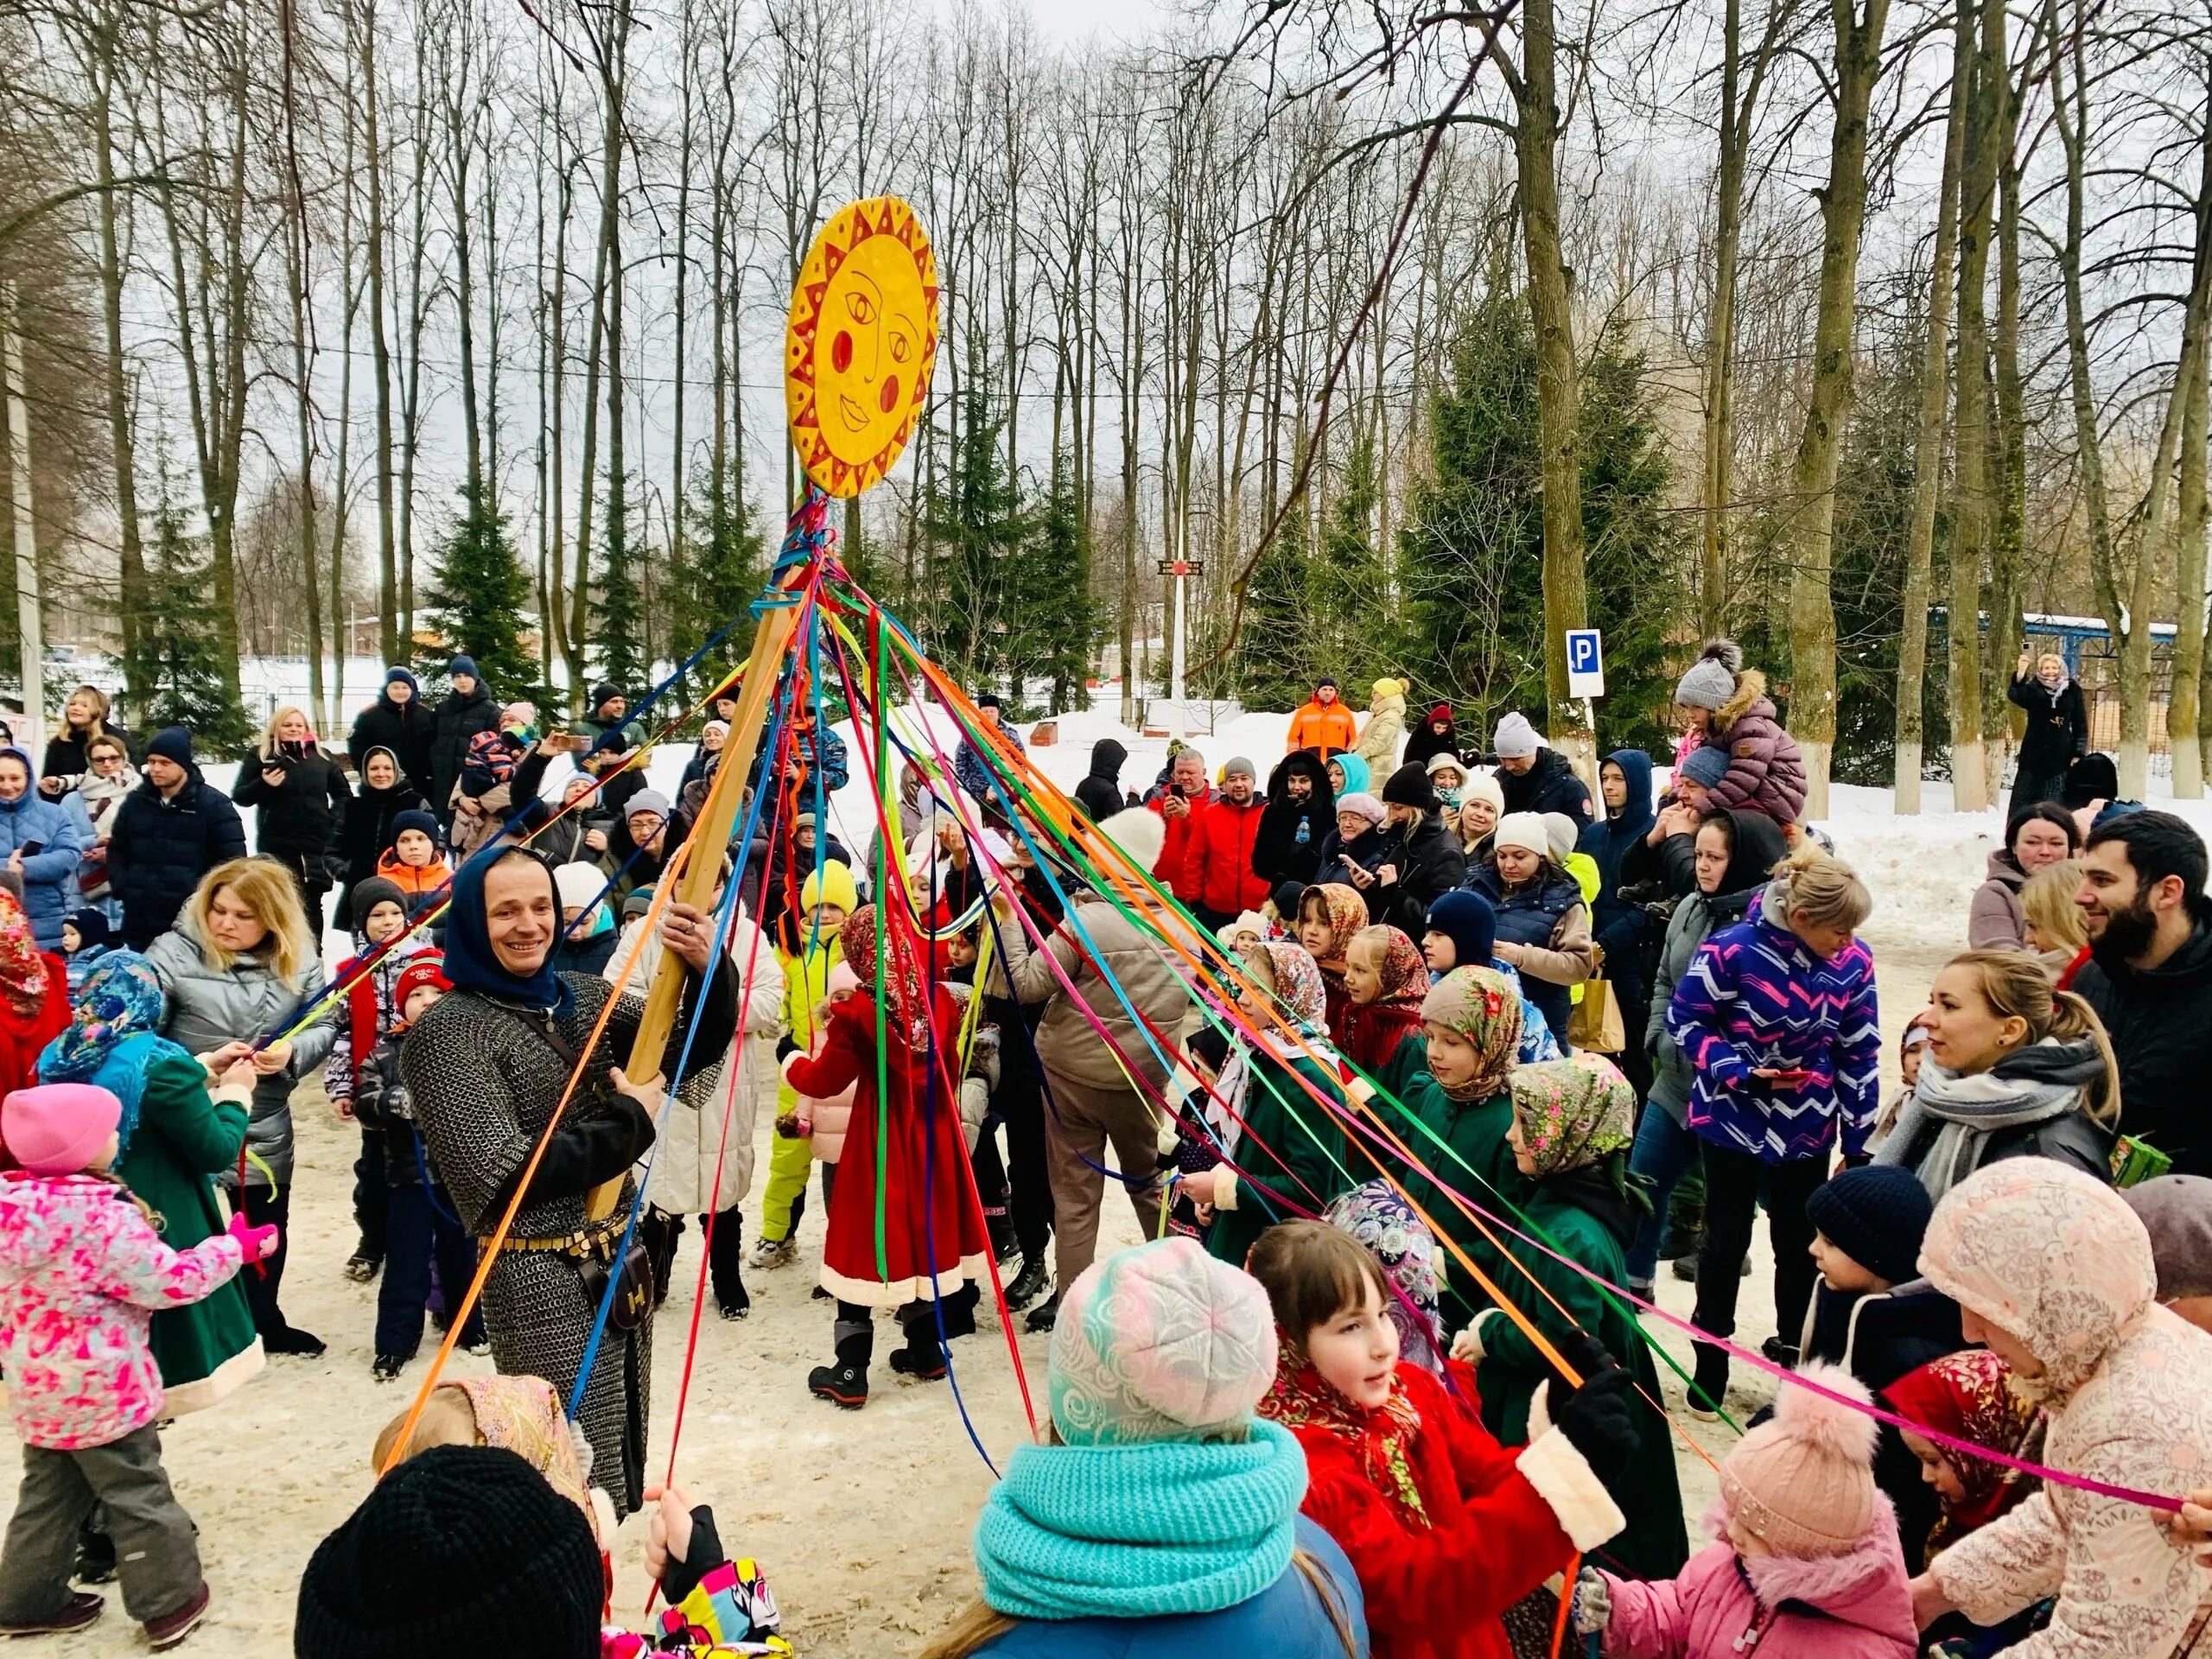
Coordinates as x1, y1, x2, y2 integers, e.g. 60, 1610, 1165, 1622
784, 195, 941, 499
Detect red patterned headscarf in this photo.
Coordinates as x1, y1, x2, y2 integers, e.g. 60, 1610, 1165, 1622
838, 903, 932, 1050
1260, 1332, 1430, 1529
1881, 1350, 2044, 1547
0, 888, 48, 1014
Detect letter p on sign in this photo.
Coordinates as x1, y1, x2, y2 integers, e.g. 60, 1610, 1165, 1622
1566, 629, 1605, 699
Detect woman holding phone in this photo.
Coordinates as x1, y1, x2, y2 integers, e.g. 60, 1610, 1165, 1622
1665, 843, 1880, 1414
232, 706, 352, 927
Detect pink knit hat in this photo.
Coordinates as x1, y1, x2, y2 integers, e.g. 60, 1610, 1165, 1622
1718, 1363, 1880, 1557
2, 1084, 124, 1176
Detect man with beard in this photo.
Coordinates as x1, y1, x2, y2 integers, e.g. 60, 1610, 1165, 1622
2073, 810, 2212, 1176
1251, 750, 1334, 889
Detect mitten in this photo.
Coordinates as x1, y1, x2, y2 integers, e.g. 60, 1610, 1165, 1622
1570, 1566, 1611, 1635
775, 1033, 798, 1063
226, 1211, 280, 1261
1546, 1364, 1641, 1512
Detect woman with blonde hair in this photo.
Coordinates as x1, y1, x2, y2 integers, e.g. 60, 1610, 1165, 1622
1667, 842, 1880, 1408
2017, 859, 2088, 978
231, 704, 351, 925
35, 682, 130, 798
144, 856, 334, 1355
1877, 948, 2118, 1198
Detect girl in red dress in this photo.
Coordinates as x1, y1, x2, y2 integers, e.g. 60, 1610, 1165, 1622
783, 902, 991, 1408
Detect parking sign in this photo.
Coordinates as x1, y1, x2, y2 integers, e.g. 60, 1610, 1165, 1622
1566, 628, 1605, 699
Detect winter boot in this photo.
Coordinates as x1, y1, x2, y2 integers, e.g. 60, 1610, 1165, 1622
1004, 1256, 1051, 1313
1688, 1344, 1730, 1421
808, 1325, 872, 1409
888, 1321, 949, 1382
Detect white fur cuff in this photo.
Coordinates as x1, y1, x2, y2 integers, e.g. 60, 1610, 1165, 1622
779, 1048, 807, 1086
1212, 1164, 1240, 1211
1517, 1427, 1628, 1554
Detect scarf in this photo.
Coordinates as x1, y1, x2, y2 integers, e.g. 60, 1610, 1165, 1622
1340, 927, 1427, 1073
1256, 939, 1327, 1050
446, 1376, 603, 1545
442, 847, 576, 1016
1873, 1036, 2103, 1203
1880, 1351, 2044, 1548
840, 903, 932, 1049
0, 889, 46, 1014
974, 1419, 1305, 1621
1325, 1180, 1446, 1375
1417, 966, 1522, 1101
38, 952, 193, 1154
1510, 1052, 1636, 1179
1262, 1335, 1429, 1529
1307, 884, 1368, 971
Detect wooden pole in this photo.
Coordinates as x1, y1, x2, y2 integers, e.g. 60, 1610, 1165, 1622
585, 531, 812, 1220
1, 284, 43, 754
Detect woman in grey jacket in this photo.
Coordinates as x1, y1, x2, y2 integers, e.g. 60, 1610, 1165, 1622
145, 855, 334, 1355
1627, 808, 1789, 1294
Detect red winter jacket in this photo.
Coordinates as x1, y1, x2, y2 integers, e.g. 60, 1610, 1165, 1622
1285, 1361, 1598, 1659
1149, 790, 1214, 906
1181, 794, 1268, 917
1705, 669, 1808, 825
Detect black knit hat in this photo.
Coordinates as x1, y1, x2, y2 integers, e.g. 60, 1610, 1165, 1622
1805, 1165, 1934, 1287
64, 908, 111, 951
1381, 761, 1436, 811
294, 1445, 601, 1659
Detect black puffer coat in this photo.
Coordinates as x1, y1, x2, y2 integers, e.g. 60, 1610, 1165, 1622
1365, 810, 1470, 935
334, 752, 426, 895
347, 691, 436, 797
231, 740, 350, 861
1497, 746, 1593, 823
1073, 739, 1128, 822
106, 761, 250, 950
428, 683, 500, 818
1251, 751, 1335, 888
2067, 908, 2212, 1178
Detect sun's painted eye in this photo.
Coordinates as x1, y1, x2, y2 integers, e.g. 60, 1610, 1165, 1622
844, 291, 877, 325
888, 328, 912, 364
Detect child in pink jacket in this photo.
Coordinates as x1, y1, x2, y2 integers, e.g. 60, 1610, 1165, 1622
792, 963, 860, 1202
1572, 1363, 1916, 1659
0, 1079, 277, 1647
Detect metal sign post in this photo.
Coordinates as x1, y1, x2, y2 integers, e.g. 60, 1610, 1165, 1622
1566, 628, 1605, 786
1158, 554, 1204, 740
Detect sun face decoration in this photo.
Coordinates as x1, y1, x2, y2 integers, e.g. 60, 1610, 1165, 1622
784, 196, 940, 499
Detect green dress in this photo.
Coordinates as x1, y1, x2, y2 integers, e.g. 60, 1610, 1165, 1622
1386, 1070, 1516, 1332
1205, 1049, 1352, 1267
1467, 1173, 1688, 1579
111, 1046, 262, 1414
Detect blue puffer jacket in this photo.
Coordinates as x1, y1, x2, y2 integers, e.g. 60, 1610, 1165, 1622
1467, 863, 1584, 1043
1578, 748, 1656, 978
975, 1516, 1368, 1659
0, 756, 88, 950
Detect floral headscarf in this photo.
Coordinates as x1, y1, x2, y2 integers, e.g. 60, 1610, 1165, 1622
1257, 940, 1327, 1033
1366, 927, 1429, 1009
1508, 1052, 1636, 1179
1262, 1330, 1429, 1528
1416, 966, 1521, 1102
0, 887, 46, 1014
1304, 884, 1369, 969
839, 903, 933, 1050
1880, 1351, 2044, 1548
1918, 1158, 2157, 1406
37, 950, 184, 1152
1326, 1180, 1445, 1376
445, 1376, 604, 1545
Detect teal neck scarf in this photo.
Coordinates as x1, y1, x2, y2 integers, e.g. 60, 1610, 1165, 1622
974, 1418, 1306, 1623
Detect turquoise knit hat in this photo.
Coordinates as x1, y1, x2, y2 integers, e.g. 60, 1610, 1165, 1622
1048, 1237, 1277, 1446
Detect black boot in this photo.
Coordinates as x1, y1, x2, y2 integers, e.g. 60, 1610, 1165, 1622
1024, 1292, 1060, 1334
709, 1212, 749, 1321
1004, 1256, 1051, 1313
888, 1322, 949, 1381
1688, 1344, 1730, 1419
808, 1326, 872, 1409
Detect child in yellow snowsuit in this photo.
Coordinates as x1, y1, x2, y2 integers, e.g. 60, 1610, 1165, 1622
750, 859, 858, 1269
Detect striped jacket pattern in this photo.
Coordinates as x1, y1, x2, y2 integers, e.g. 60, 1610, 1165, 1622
1665, 909, 1880, 1164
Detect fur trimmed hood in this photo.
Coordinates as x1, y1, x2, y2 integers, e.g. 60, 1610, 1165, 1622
1713, 666, 1774, 734
1726, 1495, 1915, 1630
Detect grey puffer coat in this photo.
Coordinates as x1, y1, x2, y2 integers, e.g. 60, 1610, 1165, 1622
143, 924, 334, 1189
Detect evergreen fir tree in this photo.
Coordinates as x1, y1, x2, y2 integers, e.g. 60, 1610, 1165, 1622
592, 473, 648, 693
1007, 454, 1093, 714
1235, 483, 1318, 712
678, 461, 767, 701
1309, 434, 1395, 685
1398, 291, 1683, 751
124, 472, 252, 750
925, 373, 1027, 693
420, 481, 537, 700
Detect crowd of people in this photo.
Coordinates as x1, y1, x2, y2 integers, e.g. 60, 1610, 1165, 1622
0, 639, 2209, 1659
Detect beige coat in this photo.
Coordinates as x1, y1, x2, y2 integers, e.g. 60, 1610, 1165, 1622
989, 889, 1201, 1093
604, 914, 785, 1215
1923, 1160, 2212, 1659
1353, 691, 1407, 772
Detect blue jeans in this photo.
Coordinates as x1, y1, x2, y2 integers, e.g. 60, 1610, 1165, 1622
1626, 1105, 1699, 1282
376, 1179, 485, 1358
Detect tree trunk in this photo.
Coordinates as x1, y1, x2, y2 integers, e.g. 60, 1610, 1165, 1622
277, 0, 325, 727
90, 33, 145, 702
1516, 0, 1592, 778
1784, 0, 1891, 819
2171, 106, 2212, 797
1893, 0, 1971, 813
357, 0, 400, 667
1980, 1, 2026, 784
1948, 0, 1999, 810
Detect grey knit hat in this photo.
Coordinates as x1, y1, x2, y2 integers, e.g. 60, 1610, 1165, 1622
2122, 1175, 2212, 1300
1680, 745, 1731, 791
1493, 712, 1540, 759
1223, 755, 1256, 780
1675, 639, 1744, 710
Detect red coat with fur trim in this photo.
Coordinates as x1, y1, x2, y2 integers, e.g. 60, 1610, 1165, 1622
1284, 1361, 1605, 1659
